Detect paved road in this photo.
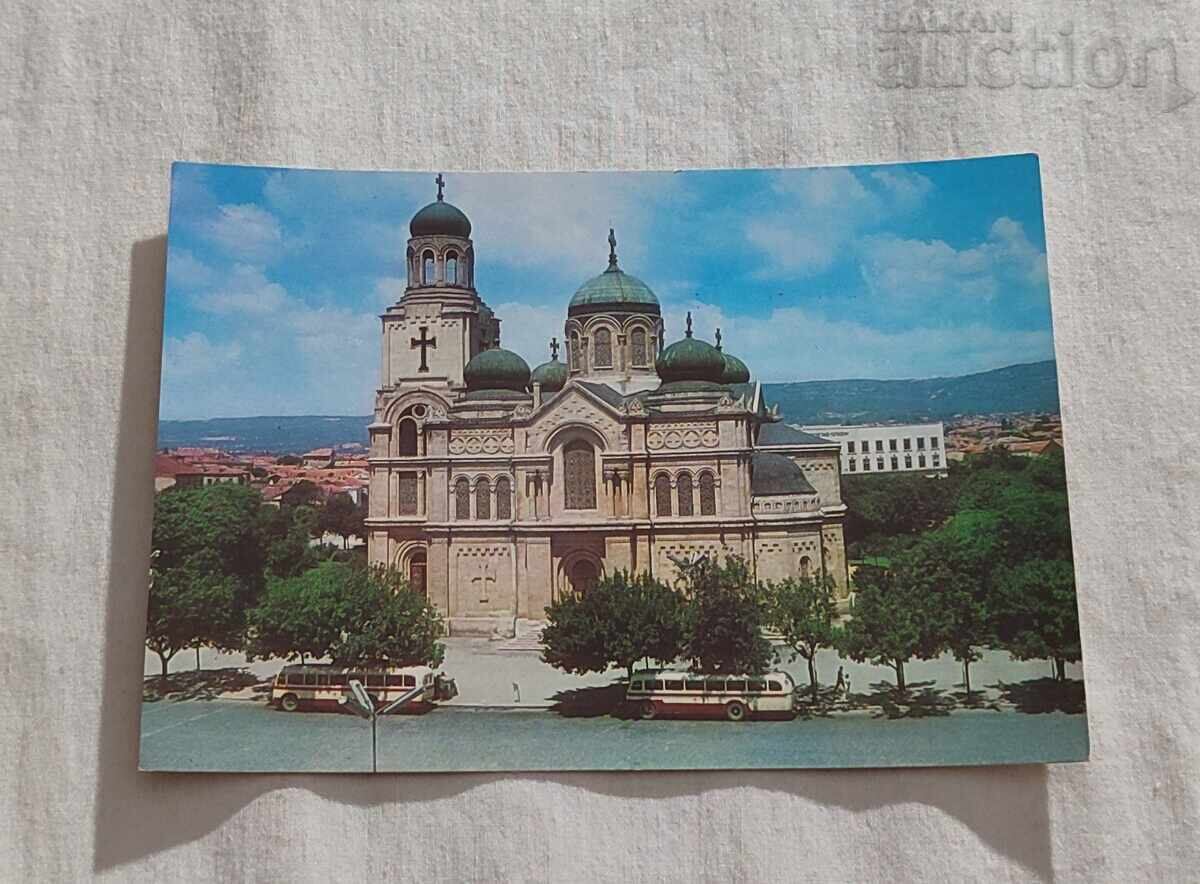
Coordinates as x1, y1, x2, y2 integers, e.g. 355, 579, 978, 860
139, 701, 1089, 773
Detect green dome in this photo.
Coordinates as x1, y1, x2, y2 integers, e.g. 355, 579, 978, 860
410, 199, 472, 238
463, 347, 530, 393
531, 358, 568, 393
720, 352, 751, 385
656, 316, 726, 387
567, 229, 659, 316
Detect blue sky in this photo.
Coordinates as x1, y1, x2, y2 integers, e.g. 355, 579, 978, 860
161, 155, 1055, 419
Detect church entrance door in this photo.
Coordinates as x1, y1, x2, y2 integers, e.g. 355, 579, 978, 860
408, 550, 427, 599
570, 559, 598, 594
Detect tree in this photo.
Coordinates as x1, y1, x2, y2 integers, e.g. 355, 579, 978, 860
145, 563, 239, 678
149, 484, 267, 669
245, 562, 348, 663
330, 565, 446, 669
838, 565, 938, 693
265, 505, 319, 578
993, 558, 1081, 681
768, 575, 839, 699
675, 555, 774, 675
541, 570, 686, 680
319, 493, 365, 548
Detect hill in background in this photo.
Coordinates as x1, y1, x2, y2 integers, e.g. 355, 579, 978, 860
762, 360, 1059, 425
157, 360, 1060, 453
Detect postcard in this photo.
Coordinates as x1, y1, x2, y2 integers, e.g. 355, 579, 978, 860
142, 156, 1087, 771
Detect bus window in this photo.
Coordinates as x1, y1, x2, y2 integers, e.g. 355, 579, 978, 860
386, 674, 404, 687
685, 680, 704, 692
304, 672, 318, 686
705, 679, 725, 693
404, 675, 417, 688
347, 672, 364, 686
664, 679, 683, 691
275, 673, 285, 685
287, 673, 303, 686
316, 673, 329, 686
653, 680, 665, 691
328, 672, 346, 687
767, 680, 783, 692
726, 679, 748, 692
749, 679, 766, 692
366, 673, 385, 688
631, 680, 643, 691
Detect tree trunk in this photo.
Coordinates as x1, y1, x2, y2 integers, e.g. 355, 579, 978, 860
627, 665, 635, 682
196, 646, 201, 672
962, 659, 971, 696
807, 655, 819, 700
894, 659, 906, 694
1055, 657, 1066, 682
158, 651, 171, 680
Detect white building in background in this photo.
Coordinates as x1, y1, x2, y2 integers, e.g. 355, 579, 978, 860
797, 422, 947, 476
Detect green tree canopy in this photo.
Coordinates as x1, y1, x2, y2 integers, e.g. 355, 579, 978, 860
246, 561, 348, 662
767, 574, 839, 699
331, 565, 445, 669
993, 558, 1081, 681
838, 565, 940, 693
675, 555, 774, 676
541, 570, 686, 680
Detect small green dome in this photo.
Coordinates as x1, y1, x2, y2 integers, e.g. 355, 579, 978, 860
463, 347, 530, 393
531, 358, 568, 393
567, 229, 660, 317
656, 315, 726, 387
410, 199, 472, 238
720, 352, 751, 385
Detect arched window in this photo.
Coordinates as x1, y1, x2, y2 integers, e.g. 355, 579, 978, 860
569, 332, 581, 372
445, 252, 458, 285
475, 478, 491, 520
593, 328, 613, 368
422, 251, 435, 285
495, 477, 512, 519
677, 472, 694, 516
699, 472, 716, 515
630, 327, 648, 366
563, 440, 596, 510
454, 478, 471, 519
406, 247, 416, 286
397, 419, 418, 456
799, 555, 812, 579
654, 473, 672, 517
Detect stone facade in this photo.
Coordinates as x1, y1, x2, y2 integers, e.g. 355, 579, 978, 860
367, 182, 848, 636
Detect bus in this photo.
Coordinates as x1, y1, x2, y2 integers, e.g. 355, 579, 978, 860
269, 664, 458, 714
625, 671, 798, 721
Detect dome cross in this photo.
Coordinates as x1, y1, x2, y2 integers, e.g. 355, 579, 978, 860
550, 337, 559, 360
435, 173, 445, 201
715, 328, 722, 351
607, 228, 618, 270
685, 311, 693, 338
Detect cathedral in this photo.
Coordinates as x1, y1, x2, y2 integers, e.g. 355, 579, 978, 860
366, 177, 849, 637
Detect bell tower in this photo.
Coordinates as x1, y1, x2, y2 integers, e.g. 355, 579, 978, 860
379, 174, 501, 391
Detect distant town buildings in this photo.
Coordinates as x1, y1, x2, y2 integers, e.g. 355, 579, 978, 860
798, 422, 947, 476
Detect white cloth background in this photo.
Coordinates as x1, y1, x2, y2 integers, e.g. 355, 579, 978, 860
2, 2, 1198, 881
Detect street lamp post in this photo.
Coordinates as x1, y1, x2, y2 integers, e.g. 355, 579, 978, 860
339, 678, 426, 773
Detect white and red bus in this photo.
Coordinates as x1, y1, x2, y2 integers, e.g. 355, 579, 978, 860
269, 664, 457, 714
625, 671, 798, 721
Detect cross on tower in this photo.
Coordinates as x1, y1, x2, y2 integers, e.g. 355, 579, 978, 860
411, 325, 437, 372
435, 173, 445, 201
715, 328, 722, 350
550, 337, 559, 360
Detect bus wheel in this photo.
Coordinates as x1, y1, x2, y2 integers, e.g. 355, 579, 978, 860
640, 700, 658, 720
280, 693, 300, 713
725, 701, 748, 722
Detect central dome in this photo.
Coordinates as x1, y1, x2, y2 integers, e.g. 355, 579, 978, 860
463, 347, 530, 393
567, 229, 660, 317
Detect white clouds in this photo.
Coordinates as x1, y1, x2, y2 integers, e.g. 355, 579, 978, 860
859, 217, 1048, 302
163, 332, 242, 379
198, 203, 284, 262
664, 299, 1053, 384
192, 265, 290, 316
745, 166, 933, 278
165, 248, 215, 290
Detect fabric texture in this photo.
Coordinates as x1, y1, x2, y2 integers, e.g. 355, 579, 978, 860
2, 2, 1198, 880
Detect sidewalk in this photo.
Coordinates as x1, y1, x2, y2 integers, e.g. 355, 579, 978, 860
144, 640, 1083, 710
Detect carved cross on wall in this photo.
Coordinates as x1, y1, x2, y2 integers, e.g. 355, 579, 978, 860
471, 558, 496, 603
411, 326, 437, 372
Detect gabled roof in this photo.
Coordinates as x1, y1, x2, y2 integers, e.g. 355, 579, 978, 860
757, 422, 834, 446
576, 381, 627, 408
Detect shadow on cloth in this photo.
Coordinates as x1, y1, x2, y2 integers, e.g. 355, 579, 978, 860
93, 238, 1055, 881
